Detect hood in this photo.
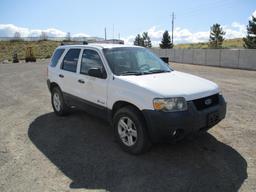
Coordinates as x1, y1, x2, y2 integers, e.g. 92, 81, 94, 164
117, 71, 219, 101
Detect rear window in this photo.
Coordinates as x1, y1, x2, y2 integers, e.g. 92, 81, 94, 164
61, 49, 81, 73
50, 49, 65, 67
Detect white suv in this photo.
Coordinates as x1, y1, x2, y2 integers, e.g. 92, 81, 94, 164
47, 44, 226, 154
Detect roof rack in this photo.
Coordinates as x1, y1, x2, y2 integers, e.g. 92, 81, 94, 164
60, 41, 88, 46
60, 39, 124, 46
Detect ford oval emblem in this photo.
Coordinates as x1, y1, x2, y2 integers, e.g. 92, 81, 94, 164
205, 98, 212, 105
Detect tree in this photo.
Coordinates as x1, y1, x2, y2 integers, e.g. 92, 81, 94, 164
159, 30, 173, 49
134, 34, 142, 46
134, 32, 152, 47
208, 23, 225, 48
142, 32, 152, 48
243, 15, 256, 49
13, 32, 21, 41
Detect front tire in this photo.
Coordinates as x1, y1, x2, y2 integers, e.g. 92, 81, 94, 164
113, 106, 152, 155
51, 87, 69, 116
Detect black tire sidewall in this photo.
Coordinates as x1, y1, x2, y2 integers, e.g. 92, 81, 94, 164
113, 107, 151, 154
51, 87, 68, 116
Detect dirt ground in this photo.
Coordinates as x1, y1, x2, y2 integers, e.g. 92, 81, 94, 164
0, 60, 255, 192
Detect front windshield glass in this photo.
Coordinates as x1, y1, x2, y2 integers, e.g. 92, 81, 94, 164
103, 47, 172, 76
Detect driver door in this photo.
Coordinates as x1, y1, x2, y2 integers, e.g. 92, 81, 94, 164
76, 49, 108, 110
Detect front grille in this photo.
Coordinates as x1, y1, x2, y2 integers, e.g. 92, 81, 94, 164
193, 94, 219, 110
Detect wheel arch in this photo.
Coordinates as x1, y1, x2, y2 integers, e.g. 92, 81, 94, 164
111, 101, 149, 131
111, 101, 141, 118
49, 82, 61, 92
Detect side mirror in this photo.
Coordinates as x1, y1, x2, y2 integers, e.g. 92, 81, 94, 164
88, 68, 104, 78
160, 57, 169, 63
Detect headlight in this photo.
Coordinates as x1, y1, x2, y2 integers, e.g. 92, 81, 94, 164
153, 97, 187, 112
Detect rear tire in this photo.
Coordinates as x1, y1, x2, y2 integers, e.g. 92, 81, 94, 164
113, 106, 152, 155
51, 87, 69, 116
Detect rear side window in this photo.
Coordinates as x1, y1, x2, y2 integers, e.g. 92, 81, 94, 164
61, 49, 81, 72
50, 49, 64, 67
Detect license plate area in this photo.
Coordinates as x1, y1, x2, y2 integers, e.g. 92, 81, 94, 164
207, 111, 219, 127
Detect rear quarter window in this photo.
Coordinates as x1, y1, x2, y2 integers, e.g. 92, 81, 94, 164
50, 49, 65, 67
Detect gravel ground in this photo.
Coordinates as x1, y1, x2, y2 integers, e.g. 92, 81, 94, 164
0, 60, 255, 192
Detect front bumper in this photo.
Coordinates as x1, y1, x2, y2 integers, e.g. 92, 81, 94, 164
142, 95, 226, 142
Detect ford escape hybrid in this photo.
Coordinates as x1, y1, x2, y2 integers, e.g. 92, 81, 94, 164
47, 44, 226, 154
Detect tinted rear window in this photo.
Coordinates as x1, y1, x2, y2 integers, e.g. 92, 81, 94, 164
50, 49, 65, 67
61, 49, 81, 73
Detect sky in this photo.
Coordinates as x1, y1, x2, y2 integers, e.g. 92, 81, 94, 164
0, 0, 255, 45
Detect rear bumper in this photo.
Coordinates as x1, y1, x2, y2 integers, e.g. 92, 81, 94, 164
142, 95, 226, 142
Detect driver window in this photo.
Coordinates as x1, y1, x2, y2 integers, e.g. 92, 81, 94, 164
80, 49, 105, 75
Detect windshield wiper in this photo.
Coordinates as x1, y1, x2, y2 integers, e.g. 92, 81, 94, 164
119, 69, 170, 76
119, 71, 144, 76
147, 69, 171, 74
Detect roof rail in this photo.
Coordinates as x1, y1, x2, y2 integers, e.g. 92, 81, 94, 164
59, 39, 124, 46
60, 41, 88, 46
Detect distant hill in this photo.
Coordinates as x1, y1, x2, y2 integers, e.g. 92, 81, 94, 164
174, 38, 244, 49
0, 38, 118, 62
0, 40, 60, 62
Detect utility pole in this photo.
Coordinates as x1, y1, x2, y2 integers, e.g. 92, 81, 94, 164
104, 27, 107, 40
112, 24, 115, 42
171, 12, 175, 44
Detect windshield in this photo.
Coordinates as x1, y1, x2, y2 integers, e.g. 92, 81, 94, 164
103, 47, 172, 76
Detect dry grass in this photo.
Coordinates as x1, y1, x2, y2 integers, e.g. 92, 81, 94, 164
0, 40, 60, 62
175, 38, 244, 49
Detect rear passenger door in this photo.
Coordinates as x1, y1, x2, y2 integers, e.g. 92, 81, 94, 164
76, 49, 108, 108
58, 48, 81, 96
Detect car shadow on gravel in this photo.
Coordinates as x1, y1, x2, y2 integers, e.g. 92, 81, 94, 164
28, 111, 247, 192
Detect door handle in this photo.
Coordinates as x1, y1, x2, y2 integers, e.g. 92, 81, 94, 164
59, 74, 64, 78
78, 79, 85, 84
